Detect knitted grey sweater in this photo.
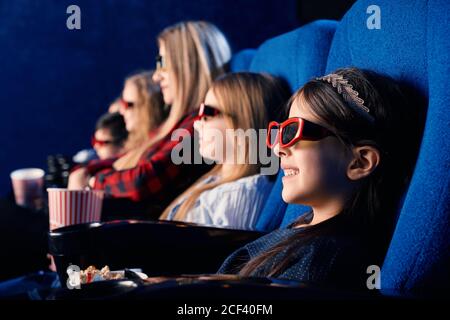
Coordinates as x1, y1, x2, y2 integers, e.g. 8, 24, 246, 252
218, 218, 375, 289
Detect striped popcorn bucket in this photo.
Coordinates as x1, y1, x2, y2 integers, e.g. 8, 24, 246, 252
47, 188, 105, 231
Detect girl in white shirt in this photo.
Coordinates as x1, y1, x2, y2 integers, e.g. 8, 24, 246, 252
160, 72, 290, 230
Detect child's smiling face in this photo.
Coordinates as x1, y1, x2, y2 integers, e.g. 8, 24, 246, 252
275, 95, 354, 210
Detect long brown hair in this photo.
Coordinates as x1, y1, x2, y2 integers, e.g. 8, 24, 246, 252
115, 21, 231, 170
239, 67, 424, 277
113, 71, 166, 169
123, 71, 166, 150
160, 72, 290, 221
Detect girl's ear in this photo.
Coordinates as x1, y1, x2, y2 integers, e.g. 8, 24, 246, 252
346, 146, 381, 181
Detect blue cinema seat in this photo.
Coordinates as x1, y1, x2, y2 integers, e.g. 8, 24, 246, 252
230, 49, 256, 72
250, 20, 338, 231
321, 0, 449, 293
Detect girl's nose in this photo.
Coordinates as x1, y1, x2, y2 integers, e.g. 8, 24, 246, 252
274, 143, 288, 158
193, 119, 202, 132
152, 70, 162, 83
118, 103, 126, 115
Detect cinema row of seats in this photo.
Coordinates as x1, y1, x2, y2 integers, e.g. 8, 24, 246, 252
49, 0, 449, 299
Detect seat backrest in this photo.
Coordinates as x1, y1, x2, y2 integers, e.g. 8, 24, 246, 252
248, 20, 338, 231
249, 20, 337, 92
326, 0, 450, 292
230, 49, 256, 72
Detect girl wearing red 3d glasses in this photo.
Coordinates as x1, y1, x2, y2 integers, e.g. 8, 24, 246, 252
159, 72, 289, 230
216, 67, 423, 289
91, 112, 128, 160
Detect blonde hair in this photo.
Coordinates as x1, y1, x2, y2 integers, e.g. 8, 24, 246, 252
114, 21, 231, 170
124, 71, 166, 149
113, 71, 166, 169
160, 72, 290, 221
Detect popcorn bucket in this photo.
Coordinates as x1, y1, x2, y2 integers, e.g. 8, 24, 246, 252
47, 188, 104, 230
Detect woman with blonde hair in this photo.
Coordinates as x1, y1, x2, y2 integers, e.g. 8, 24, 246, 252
69, 21, 232, 209
119, 70, 167, 151
160, 72, 290, 230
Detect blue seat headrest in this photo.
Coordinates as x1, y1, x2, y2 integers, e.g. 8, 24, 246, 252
230, 49, 256, 72
250, 20, 338, 92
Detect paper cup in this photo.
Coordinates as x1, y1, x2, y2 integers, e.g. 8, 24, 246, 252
47, 188, 104, 230
10, 168, 45, 209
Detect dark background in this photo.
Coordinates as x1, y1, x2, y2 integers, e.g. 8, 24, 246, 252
0, 0, 355, 196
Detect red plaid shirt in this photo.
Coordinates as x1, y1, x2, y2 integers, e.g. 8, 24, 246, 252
83, 158, 117, 176
93, 111, 210, 203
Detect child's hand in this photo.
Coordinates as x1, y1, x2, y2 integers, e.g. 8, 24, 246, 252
47, 253, 57, 272
68, 167, 90, 190
88, 176, 96, 189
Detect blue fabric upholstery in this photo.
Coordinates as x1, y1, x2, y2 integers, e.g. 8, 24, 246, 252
251, 20, 338, 231
250, 20, 337, 92
230, 49, 256, 72
326, 0, 450, 291
256, 172, 288, 231
281, 198, 311, 228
